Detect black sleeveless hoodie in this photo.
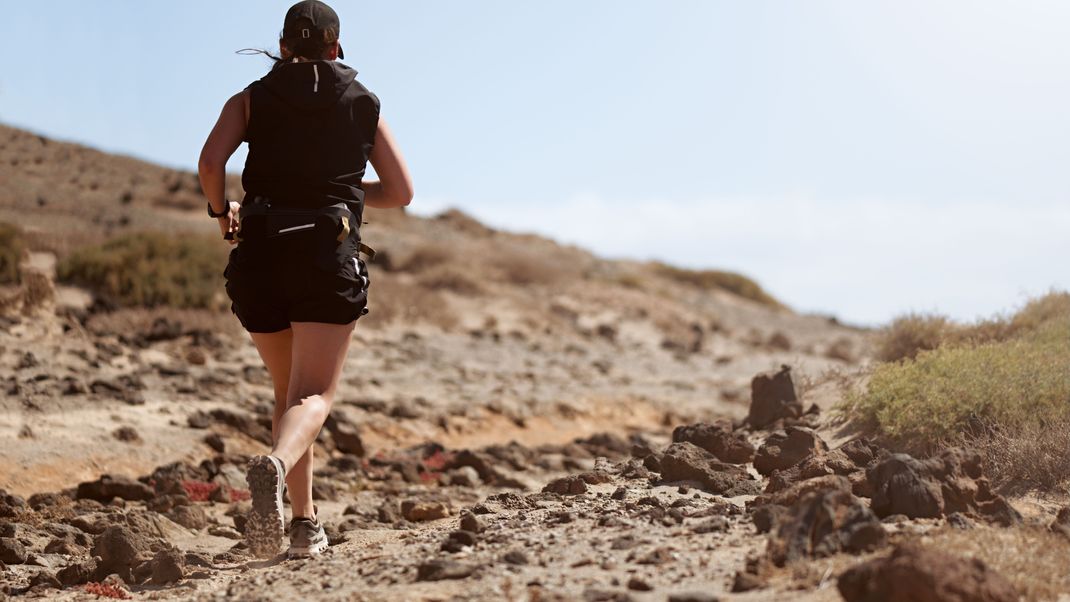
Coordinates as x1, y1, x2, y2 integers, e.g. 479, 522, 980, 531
242, 60, 379, 217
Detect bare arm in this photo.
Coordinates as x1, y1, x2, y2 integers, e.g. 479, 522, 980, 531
363, 117, 414, 208
198, 91, 248, 242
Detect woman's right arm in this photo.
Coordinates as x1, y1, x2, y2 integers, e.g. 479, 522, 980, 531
363, 117, 414, 208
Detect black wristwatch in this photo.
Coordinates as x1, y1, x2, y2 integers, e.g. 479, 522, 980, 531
207, 201, 230, 218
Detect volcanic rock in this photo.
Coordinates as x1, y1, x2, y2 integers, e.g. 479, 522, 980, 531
672, 421, 755, 464
838, 542, 1017, 602
746, 365, 802, 428
401, 500, 449, 522
0, 537, 28, 564
766, 489, 885, 566
753, 427, 827, 476
92, 525, 150, 582
868, 449, 1021, 525
324, 414, 366, 456
657, 442, 761, 496
57, 558, 98, 586
76, 475, 154, 503
543, 475, 588, 495
150, 548, 185, 584
416, 559, 475, 581
0, 489, 27, 517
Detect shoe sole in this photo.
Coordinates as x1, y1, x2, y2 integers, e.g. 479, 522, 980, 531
287, 538, 329, 559
246, 455, 286, 558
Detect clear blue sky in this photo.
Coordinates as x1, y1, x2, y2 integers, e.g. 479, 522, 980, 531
3, 1, 1067, 325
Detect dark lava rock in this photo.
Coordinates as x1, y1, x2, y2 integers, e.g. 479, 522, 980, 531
868, 448, 1021, 526
657, 442, 761, 496
203, 433, 225, 453
28, 569, 61, 589
92, 525, 150, 582
441, 529, 478, 553
543, 475, 588, 495
168, 505, 208, 530
76, 475, 154, 503
459, 512, 486, 534
377, 501, 400, 523
838, 542, 1017, 602
0, 489, 27, 517
112, 426, 141, 443
746, 365, 803, 428
415, 559, 475, 581
668, 594, 721, 602
766, 490, 886, 566
764, 448, 859, 493
693, 516, 729, 534
755, 474, 852, 509
324, 414, 366, 456
57, 558, 98, 586
753, 427, 827, 477
751, 504, 788, 534
0, 537, 28, 564
1050, 506, 1070, 539
150, 548, 185, 584
672, 421, 755, 464
627, 576, 654, 591
503, 549, 529, 565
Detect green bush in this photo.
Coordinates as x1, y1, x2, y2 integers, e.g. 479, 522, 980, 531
653, 262, 783, 309
842, 292, 1070, 489
57, 231, 227, 308
0, 221, 27, 284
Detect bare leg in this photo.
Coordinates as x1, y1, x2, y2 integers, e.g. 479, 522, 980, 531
248, 329, 294, 444
271, 320, 356, 520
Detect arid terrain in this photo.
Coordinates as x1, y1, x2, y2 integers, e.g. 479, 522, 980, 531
1, 123, 1069, 601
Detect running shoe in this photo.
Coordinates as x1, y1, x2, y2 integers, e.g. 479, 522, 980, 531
245, 454, 287, 558
287, 515, 329, 558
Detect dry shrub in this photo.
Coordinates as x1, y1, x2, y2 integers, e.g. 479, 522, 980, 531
489, 248, 564, 286
843, 291, 1070, 489
19, 270, 54, 313
652, 262, 782, 308
875, 291, 1070, 362
363, 274, 458, 330
85, 307, 240, 339
399, 243, 454, 273
970, 417, 1070, 493
0, 221, 26, 284
432, 208, 494, 237
900, 526, 1070, 601
57, 231, 228, 309
417, 265, 485, 296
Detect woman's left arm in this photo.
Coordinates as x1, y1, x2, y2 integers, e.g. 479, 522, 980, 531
198, 91, 249, 243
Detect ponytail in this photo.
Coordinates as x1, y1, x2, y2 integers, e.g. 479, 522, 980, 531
237, 26, 339, 74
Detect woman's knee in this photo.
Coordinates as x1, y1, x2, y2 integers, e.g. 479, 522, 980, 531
287, 393, 332, 421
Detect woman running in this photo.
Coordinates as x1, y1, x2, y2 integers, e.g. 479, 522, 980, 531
197, 0, 413, 559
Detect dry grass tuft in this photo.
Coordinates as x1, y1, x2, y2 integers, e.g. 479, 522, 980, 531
417, 265, 486, 296
0, 221, 27, 284
489, 248, 566, 286
398, 243, 455, 273
363, 274, 458, 330
57, 231, 228, 309
652, 262, 783, 308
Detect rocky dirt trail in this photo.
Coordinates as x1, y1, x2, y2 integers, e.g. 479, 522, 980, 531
5, 124, 1068, 600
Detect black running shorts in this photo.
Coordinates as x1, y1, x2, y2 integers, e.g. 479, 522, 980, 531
223, 243, 370, 334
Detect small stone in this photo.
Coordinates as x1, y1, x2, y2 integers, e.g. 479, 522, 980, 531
415, 559, 475, 581
503, 549, 529, 565
204, 433, 226, 453
401, 500, 449, 522
627, 577, 654, 591
459, 513, 486, 534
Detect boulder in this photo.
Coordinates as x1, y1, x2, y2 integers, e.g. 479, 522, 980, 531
838, 542, 1017, 602
0, 490, 28, 518
868, 449, 1020, 526
0, 537, 28, 564
92, 525, 150, 582
657, 442, 761, 496
150, 548, 185, 584
324, 414, 366, 456
766, 490, 885, 566
746, 365, 803, 428
753, 427, 827, 477
76, 475, 154, 503
672, 421, 756, 464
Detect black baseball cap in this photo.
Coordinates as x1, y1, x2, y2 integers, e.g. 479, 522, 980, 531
283, 0, 344, 60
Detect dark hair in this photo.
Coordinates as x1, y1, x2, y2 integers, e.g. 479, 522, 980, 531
238, 19, 339, 73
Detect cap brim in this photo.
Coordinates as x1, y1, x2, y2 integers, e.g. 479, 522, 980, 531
338, 43, 345, 60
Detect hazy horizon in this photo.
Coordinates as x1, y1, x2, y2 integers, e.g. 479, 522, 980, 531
2, 1, 1067, 325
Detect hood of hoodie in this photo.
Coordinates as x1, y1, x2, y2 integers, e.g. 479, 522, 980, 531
259, 60, 358, 112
